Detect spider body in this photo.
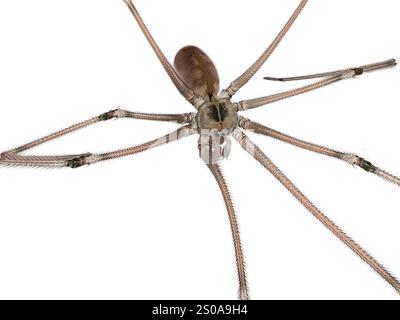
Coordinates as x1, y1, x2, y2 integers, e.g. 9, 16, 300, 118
194, 99, 237, 163
1, 0, 399, 300
174, 46, 220, 102
174, 45, 238, 163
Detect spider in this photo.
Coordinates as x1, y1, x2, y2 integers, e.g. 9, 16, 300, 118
1, 0, 399, 300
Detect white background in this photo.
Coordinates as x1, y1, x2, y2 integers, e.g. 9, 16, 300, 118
0, 0, 399, 300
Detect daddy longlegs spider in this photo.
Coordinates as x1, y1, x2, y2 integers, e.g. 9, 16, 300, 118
1, 0, 399, 300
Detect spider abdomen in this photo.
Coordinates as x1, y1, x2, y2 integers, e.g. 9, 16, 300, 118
174, 46, 220, 101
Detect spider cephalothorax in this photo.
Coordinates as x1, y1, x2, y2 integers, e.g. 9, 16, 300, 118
194, 100, 238, 164
1, 0, 399, 300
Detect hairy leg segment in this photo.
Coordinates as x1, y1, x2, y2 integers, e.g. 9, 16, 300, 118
1, 109, 194, 168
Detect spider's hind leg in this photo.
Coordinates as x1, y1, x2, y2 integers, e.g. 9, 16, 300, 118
222, 0, 309, 98
122, 0, 204, 108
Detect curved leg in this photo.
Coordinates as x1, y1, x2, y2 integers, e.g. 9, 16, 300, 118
238, 117, 400, 187
0, 125, 194, 168
122, 0, 204, 108
1, 109, 192, 156
222, 0, 308, 98
237, 73, 343, 111
207, 164, 249, 300
264, 59, 396, 82
238, 58, 396, 111
233, 128, 400, 294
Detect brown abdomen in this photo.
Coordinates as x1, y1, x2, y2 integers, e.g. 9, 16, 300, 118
174, 46, 220, 101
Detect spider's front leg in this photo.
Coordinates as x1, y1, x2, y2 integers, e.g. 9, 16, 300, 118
0, 109, 194, 168
233, 128, 400, 294
207, 164, 249, 300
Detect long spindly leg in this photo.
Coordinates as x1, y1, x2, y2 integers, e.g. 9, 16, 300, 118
232, 128, 400, 294
264, 59, 396, 82
0, 124, 194, 168
1, 109, 192, 157
221, 0, 309, 98
238, 117, 400, 187
207, 164, 249, 300
237, 59, 397, 111
122, 0, 204, 108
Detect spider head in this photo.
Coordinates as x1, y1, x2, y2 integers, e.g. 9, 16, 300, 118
195, 100, 237, 164
195, 100, 238, 132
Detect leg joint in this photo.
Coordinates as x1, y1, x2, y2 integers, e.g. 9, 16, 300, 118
352, 67, 364, 76
341, 154, 376, 173
66, 153, 93, 168
1, 151, 17, 159
358, 158, 376, 173
99, 109, 126, 121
